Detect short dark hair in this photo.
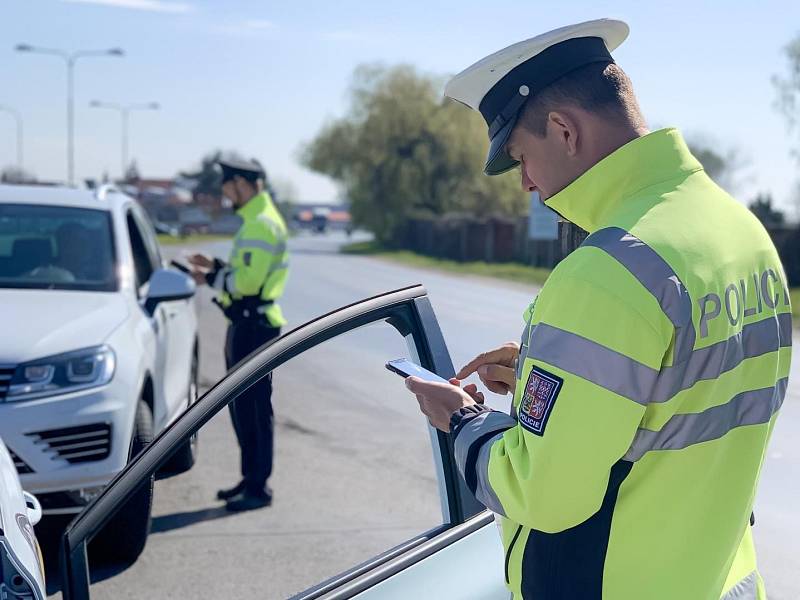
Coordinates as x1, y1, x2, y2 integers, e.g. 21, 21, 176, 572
519, 62, 645, 136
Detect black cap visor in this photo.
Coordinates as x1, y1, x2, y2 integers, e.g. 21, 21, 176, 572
484, 112, 520, 176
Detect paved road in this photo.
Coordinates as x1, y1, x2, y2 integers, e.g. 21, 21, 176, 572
43, 232, 799, 599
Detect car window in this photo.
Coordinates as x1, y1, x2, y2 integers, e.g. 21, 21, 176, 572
59, 288, 481, 600
126, 210, 156, 292
82, 321, 444, 599
0, 204, 117, 292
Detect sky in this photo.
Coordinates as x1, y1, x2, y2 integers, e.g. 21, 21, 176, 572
1, 0, 799, 213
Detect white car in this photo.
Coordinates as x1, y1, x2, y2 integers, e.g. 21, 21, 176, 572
0, 436, 45, 600
0, 184, 199, 562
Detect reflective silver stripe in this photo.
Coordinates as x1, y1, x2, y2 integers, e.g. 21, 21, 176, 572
271, 261, 290, 272
523, 313, 790, 407
234, 238, 286, 255
526, 323, 657, 405
473, 431, 507, 516
624, 378, 787, 461
517, 317, 533, 380
453, 411, 516, 478
582, 228, 789, 404
584, 227, 695, 362
256, 214, 283, 236
721, 571, 758, 600
651, 313, 792, 403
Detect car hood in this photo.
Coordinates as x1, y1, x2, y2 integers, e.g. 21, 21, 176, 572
0, 289, 129, 364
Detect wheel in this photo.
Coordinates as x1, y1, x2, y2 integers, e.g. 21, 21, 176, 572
91, 399, 154, 564
161, 348, 199, 474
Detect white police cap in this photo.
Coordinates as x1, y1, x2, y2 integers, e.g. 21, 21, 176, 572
445, 18, 629, 175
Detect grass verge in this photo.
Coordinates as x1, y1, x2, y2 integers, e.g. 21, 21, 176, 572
344, 240, 800, 319
342, 240, 552, 287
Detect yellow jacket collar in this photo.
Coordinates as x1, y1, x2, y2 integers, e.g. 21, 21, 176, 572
237, 191, 269, 219
544, 128, 703, 233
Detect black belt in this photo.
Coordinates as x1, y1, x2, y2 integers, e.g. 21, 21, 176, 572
213, 296, 274, 321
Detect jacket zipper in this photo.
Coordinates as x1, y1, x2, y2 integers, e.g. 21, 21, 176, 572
505, 524, 524, 584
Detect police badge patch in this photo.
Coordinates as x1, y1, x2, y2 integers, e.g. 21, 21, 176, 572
518, 366, 563, 436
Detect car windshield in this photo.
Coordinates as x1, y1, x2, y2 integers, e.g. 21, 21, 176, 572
0, 204, 117, 292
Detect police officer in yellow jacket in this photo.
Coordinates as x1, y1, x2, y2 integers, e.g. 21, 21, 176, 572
405, 19, 791, 599
189, 158, 289, 512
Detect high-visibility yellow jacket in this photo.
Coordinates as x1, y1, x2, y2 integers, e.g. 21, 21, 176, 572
452, 129, 791, 600
210, 191, 289, 327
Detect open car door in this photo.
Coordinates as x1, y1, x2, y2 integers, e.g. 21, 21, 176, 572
60, 286, 507, 599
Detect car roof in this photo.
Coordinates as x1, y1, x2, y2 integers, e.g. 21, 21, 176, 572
0, 184, 133, 212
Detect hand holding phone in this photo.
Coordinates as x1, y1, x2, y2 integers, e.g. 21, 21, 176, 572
386, 358, 449, 384
389, 358, 486, 407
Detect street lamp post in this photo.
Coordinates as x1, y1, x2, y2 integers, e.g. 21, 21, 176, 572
0, 105, 23, 169
15, 44, 124, 185
90, 101, 160, 179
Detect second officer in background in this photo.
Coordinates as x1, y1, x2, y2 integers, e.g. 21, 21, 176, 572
188, 158, 289, 512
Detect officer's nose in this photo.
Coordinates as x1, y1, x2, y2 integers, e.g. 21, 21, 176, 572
520, 167, 536, 193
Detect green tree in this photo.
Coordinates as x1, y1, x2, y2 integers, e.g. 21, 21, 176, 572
180, 150, 227, 199
774, 33, 800, 219
301, 64, 527, 242
774, 34, 800, 157
748, 192, 785, 227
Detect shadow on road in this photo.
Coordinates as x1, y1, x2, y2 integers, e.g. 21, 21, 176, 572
37, 505, 238, 595
150, 504, 237, 534
37, 516, 137, 596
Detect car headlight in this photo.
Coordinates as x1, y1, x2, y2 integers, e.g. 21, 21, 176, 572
6, 346, 116, 401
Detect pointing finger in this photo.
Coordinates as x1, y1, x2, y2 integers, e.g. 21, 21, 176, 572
456, 348, 509, 380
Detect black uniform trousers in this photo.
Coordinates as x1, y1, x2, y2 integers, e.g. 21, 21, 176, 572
224, 319, 281, 495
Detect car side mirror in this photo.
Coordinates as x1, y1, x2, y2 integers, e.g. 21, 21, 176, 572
23, 492, 42, 526
144, 268, 195, 315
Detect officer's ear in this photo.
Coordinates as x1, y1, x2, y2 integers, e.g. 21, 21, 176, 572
546, 110, 580, 157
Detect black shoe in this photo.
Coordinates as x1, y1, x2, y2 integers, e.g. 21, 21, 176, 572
225, 491, 272, 512
216, 481, 246, 501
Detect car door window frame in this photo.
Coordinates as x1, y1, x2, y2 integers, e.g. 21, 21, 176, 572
59, 285, 484, 600
125, 207, 158, 297
131, 206, 163, 269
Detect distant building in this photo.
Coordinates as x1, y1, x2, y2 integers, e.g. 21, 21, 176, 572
116, 177, 209, 234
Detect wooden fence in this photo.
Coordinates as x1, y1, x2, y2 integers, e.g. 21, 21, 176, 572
391, 215, 799, 286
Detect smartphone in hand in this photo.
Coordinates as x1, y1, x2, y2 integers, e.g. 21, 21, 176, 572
386, 358, 449, 384
170, 260, 191, 274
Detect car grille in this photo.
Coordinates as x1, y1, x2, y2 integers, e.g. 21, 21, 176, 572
27, 423, 112, 464
7, 447, 34, 474
0, 365, 14, 400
